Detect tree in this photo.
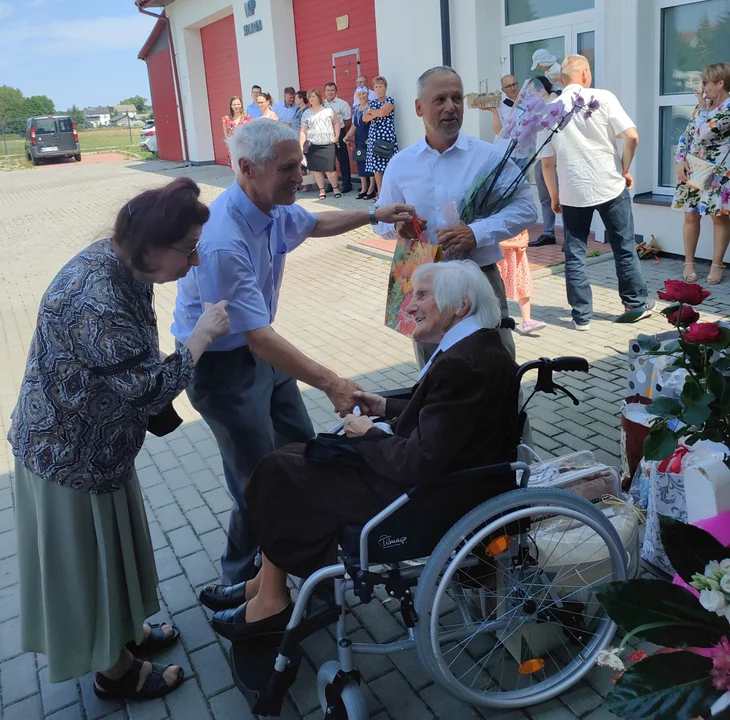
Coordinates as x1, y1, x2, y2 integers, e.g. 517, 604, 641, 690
120, 95, 148, 112
0, 86, 55, 134
66, 105, 84, 126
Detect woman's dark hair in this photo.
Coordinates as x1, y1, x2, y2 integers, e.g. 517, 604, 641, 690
228, 95, 243, 118
530, 75, 553, 95
296, 90, 308, 103
113, 177, 210, 272
257, 92, 273, 105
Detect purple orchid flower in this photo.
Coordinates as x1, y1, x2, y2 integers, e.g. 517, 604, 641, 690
588, 96, 600, 112
584, 111, 593, 119
574, 95, 586, 108
540, 119, 552, 129
547, 99, 565, 118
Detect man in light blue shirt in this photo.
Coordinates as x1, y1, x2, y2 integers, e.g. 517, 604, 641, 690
273, 86, 297, 125
374, 66, 537, 367
173, 119, 415, 584
246, 83, 263, 118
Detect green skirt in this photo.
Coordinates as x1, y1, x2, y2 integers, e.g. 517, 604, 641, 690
14, 459, 160, 682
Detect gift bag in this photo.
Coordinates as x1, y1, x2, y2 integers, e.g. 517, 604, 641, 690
626, 330, 679, 398
620, 395, 653, 491
385, 235, 443, 336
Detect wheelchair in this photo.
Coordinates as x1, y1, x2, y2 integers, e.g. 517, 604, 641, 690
226, 356, 631, 718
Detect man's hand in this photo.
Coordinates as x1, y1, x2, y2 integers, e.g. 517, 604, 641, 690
395, 215, 427, 240
344, 414, 374, 438
437, 225, 477, 254
326, 377, 363, 417
622, 172, 634, 190
374, 203, 418, 225
353, 390, 387, 417
551, 196, 562, 215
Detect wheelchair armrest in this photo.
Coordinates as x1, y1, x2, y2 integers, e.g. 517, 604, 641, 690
441, 460, 531, 488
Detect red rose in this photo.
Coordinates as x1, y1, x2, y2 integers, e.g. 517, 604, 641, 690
657, 279, 711, 305
666, 305, 700, 326
683, 321, 721, 344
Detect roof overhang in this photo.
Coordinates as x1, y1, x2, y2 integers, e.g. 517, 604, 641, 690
136, 0, 176, 8
137, 13, 167, 59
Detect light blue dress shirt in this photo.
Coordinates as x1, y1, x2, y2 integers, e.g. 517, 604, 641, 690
273, 100, 297, 124
374, 132, 537, 267
172, 181, 318, 352
246, 102, 263, 119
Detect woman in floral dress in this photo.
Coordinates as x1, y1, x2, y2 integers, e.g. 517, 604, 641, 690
222, 96, 252, 170
364, 76, 398, 200
673, 63, 730, 285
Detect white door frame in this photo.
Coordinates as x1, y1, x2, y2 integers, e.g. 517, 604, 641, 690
332, 48, 360, 85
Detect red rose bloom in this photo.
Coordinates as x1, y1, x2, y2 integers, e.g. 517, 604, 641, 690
666, 305, 700, 326
657, 280, 711, 305
683, 321, 721, 344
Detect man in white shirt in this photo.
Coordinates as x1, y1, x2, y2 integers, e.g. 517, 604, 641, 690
273, 86, 297, 125
324, 82, 353, 193
539, 55, 651, 331
374, 65, 537, 366
486, 74, 520, 136
352, 75, 378, 105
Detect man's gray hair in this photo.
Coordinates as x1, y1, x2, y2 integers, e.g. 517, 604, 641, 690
416, 66, 461, 98
227, 119, 299, 170
413, 260, 500, 329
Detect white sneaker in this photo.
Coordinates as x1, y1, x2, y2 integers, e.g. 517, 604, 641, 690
521, 320, 547, 335
572, 320, 591, 331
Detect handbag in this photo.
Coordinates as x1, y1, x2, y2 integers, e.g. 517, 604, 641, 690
354, 146, 366, 162
147, 402, 183, 437
302, 140, 311, 154
686, 145, 730, 191
372, 139, 395, 159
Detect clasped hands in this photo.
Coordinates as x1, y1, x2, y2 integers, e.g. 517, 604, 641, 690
394, 215, 476, 255
342, 391, 388, 438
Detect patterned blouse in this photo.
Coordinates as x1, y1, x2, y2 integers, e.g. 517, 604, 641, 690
8, 238, 195, 493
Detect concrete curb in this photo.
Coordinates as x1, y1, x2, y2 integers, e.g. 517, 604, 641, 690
347, 242, 616, 276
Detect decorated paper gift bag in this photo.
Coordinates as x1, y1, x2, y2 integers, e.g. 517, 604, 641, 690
384, 236, 443, 337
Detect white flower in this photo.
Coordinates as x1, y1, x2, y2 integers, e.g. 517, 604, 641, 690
720, 559, 730, 572
721, 574, 730, 594
596, 648, 625, 672
700, 588, 727, 613
705, 561, 723, 579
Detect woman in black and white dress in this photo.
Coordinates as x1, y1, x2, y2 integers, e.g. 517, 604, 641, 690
364, 76, 398, 200
300, 89, 341, 199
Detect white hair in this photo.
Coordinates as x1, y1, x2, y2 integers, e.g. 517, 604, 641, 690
413, 260, 500, 329
416, 65, 461, 99
227, 118, 299, 170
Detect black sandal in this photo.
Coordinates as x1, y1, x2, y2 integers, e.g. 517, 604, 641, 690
318, 189, 326, 200
126, 623, 180, 655
333, 187, 342, 198
94, 657, 184, 700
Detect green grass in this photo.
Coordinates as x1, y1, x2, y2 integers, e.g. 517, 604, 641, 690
0, 127, 152, 158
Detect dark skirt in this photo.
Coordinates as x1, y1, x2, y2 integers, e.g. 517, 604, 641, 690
356, 154, 373, 178
305, 143, 336, 173
246, 443, 400, 578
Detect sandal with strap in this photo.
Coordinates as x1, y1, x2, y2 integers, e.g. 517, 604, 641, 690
683, 261, 697, 282
708, 263, 724, 285
318, 189, 326, 200
94, 657, 184, 700
126, 623, 180, 655
333, 187, 342, 198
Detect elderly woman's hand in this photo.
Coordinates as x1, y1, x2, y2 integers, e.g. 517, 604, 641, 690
677, 159, 690, 184
353, 390, 386, 417
344, 414, 374, 437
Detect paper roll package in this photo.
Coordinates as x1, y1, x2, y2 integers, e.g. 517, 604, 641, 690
684, 456, 730, 524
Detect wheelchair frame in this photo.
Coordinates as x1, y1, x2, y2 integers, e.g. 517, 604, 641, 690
228, 357, 629, 718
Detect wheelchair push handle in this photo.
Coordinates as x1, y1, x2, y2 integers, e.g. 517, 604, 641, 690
550, 356, 590, 373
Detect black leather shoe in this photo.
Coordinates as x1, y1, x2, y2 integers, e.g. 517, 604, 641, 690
212, 601, 294, 641
199, 581, 248, 611
341, 185, 353, 194
528, 234, 557, 247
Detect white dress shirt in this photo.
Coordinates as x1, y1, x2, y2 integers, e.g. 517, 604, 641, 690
418, 316, 485, 380
325, 97, 352, 125
374, 132, 537, 267
498, 99, 514, 126
539, 83, 636, 208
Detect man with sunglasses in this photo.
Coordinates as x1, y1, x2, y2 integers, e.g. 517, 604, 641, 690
485, 75, 521, 136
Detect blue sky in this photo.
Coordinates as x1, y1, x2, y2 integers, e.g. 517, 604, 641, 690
0, 0, 154, 111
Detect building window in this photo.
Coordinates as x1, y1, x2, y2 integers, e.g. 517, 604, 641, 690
510, 36, 565, 88
505, 0, 595, 26
656, 0, 730, 189
577, 30, 595, 78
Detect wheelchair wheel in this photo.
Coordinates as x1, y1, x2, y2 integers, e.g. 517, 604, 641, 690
317, 661, 368, 720
414, 487, 627, 709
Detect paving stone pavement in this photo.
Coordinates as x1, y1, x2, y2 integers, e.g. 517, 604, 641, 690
1, 159, 729, 720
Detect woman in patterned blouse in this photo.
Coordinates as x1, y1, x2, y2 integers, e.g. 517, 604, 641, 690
8, 178, 229, 700
673, 62, 730, 285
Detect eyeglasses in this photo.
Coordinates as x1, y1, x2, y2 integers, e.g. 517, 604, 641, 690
171, 237, 202, 261
257, 100, 266, 105
502, 82, 519, 90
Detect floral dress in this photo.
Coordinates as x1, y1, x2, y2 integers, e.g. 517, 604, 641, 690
672, 98, 730, 216
365, 96, 398, 174
223, 114, 252, 169
497, 231, 534, 301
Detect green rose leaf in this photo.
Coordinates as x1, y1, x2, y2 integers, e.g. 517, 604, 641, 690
680, 378, 703, 405
710, 326, 730, 351
636, 334, 662, 352
644, 427, 679, 460
707, 368, 729, 407
660, 303, 681, 317
593, 579, 727, 647
712, 355, 730, 373
682, 393, 715, 427
659, 515, 730, 584
604, 651, 719, 720
616, 308, 649, 324
647, 397, 682, 418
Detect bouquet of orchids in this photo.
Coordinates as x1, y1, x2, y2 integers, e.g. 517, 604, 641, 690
459, 84, 601, 224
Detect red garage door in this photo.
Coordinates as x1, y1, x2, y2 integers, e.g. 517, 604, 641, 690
201, 15, 241, 166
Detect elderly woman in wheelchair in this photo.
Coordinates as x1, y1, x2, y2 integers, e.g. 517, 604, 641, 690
199, 260, 630, 716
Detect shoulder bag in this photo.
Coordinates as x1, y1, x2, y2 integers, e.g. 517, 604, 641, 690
354, 146, 367, 162
686, 145, 730, 191
372, 139, 395, 159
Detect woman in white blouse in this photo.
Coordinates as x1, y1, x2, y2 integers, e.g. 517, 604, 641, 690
300, 89, 341, 199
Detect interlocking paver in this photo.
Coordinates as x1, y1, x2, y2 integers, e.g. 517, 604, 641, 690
165, 678, 212, 720
172, 606, 217, 653
179, 550, 218, 588
3, 694, 44, 720
39, 666, 79, 715
1, 651, 38, 705
189, 642, 233, 697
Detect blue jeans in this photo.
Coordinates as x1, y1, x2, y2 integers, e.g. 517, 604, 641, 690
561, 189, 647, 325
534, 160, 556, 237
185, 345, 315, 584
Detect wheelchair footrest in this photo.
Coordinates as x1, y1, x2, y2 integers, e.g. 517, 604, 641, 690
229, 635, 302, 717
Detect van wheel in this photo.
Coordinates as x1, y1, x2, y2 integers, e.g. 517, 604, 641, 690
74, 153, 81, 162
31, 155, 39, 166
